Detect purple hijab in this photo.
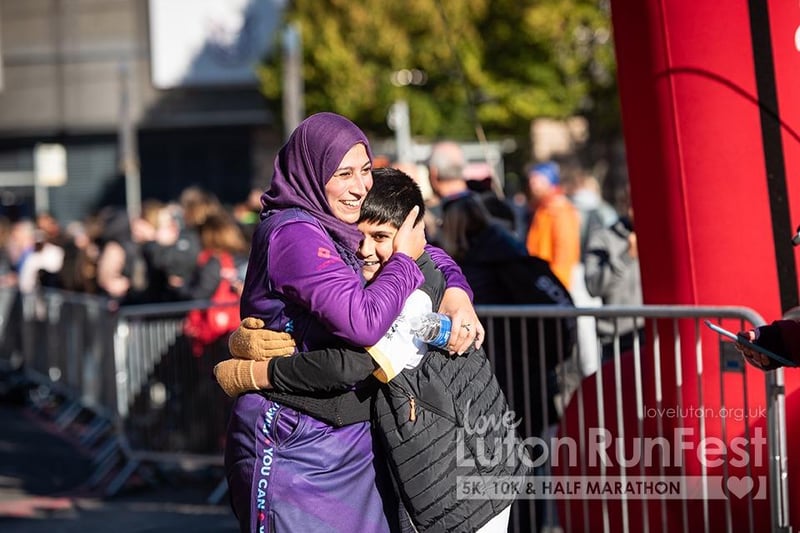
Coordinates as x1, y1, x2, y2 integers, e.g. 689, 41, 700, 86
261, 112, 372, 251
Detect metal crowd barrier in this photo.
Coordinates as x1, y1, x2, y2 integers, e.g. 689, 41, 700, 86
477, 305, 786, 533
108, 299, 234, 496
5, 289, 233, 499
0, 286, 21, 371
6, 289, 117, 445
2, 288, 791, 532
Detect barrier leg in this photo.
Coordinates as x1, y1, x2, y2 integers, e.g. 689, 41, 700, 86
207, 477, 228, 505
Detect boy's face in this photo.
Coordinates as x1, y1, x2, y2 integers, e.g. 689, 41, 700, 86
357, 220, 397, 282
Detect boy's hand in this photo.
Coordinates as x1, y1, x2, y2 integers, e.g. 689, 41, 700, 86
393, 206, 426, 260
228, 317, 296, 360
440, 287, 484, 354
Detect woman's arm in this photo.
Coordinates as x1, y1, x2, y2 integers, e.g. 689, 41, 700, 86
424, 244, 483, 351
425, 244, 473, 299
264, 220, 424, 346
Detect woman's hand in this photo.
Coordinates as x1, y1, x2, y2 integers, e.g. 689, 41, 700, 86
215, 318, 297, 397
214, 359, 272, 397
228, 317, 296, 359
439, 287, 484, 354
393, 206, 426, 260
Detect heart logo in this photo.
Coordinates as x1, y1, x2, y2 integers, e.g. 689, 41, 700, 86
727, 476, 755, 499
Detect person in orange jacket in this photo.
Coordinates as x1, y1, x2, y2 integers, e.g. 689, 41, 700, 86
525, 161, 581, 290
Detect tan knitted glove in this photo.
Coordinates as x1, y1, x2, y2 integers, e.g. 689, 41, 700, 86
216, 318, 295, 396
228, 317, 296, 360
214, 359, 265, 397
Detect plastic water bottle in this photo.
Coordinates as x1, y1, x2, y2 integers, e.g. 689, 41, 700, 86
409, 312, 452, 348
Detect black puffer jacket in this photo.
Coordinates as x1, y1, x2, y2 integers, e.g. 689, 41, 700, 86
372, 258, 529, 532
374, 345, 527, 532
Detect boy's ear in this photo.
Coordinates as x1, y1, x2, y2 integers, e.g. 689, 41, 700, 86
408, 205, 420, 226
414, 204, 425, 226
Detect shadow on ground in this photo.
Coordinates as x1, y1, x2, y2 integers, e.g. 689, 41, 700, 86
0, 375, 238, 533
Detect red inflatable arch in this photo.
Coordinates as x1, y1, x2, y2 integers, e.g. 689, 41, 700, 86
555, 1, 800, 531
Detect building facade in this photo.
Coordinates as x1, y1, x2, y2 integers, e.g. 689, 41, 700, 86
0, 0, 282, 223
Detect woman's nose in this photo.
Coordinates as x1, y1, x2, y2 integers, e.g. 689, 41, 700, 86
353, 173, 371, 196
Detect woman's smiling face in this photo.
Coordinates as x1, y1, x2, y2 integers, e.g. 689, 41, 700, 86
325, 143, 373, 224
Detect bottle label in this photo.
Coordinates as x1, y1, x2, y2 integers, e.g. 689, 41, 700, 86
430, 315, 452, 347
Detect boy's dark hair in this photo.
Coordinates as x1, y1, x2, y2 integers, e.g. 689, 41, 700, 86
359, 167, 425, 228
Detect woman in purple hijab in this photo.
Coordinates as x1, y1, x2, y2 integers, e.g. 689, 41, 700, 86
224, 112, 480, 532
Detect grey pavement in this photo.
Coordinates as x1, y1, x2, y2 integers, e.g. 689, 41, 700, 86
0, 381, 239, 533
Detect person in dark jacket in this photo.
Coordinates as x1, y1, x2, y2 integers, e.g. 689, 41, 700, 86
216, 168, 526, 532
438, 193, 579, 436
736, 320, 800, 370
95, 207, 153, 304
174, 212, 248, 302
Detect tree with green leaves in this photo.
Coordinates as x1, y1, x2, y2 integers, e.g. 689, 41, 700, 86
258, 0, 617, 144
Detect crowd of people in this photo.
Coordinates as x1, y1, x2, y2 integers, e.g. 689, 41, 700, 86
0, 110, 648, 532
0, 186, 262, 306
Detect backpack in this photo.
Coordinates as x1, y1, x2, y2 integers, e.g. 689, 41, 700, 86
184, 250, 241, 357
